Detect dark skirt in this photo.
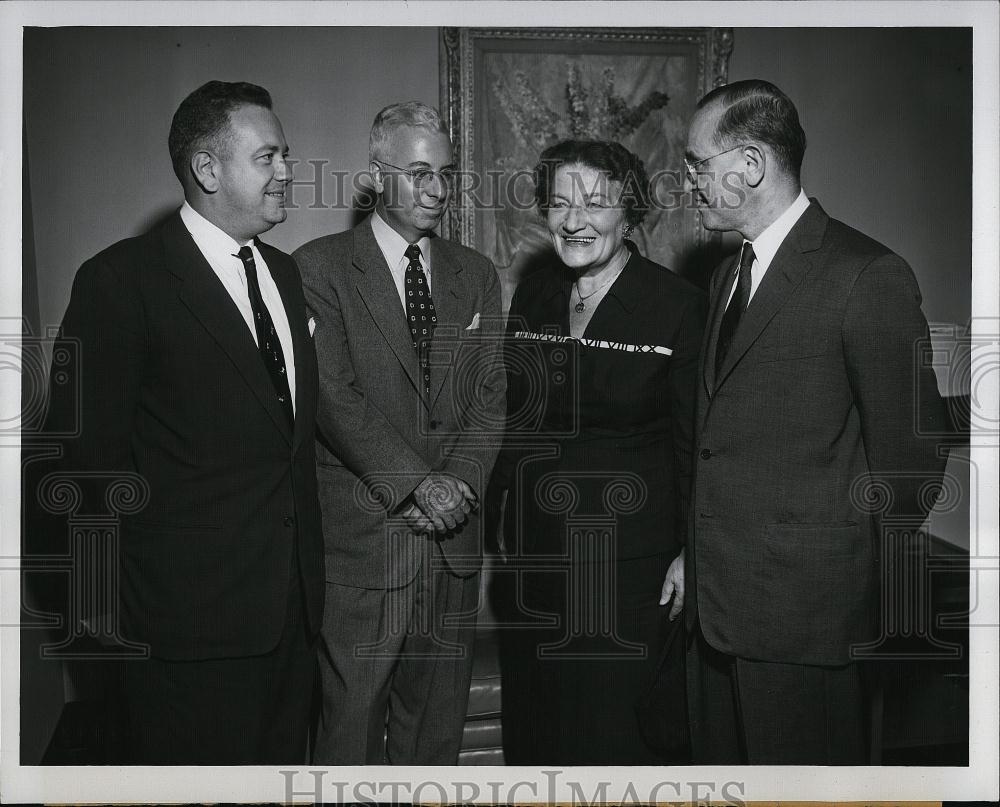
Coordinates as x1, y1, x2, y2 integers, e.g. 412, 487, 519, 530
498, 551, 675, 765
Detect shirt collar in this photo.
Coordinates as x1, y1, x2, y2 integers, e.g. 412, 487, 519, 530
180, 201, 254, 262
749, 189, 810, 271
370, 210, 431, 269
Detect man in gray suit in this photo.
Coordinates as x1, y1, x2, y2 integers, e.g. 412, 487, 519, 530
293, 101, 505, 764
673, 80, 947, 764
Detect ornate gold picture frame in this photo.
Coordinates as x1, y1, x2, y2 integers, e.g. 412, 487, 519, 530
439, 27, 733, 306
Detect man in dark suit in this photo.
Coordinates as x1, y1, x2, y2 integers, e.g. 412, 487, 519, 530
45, 81, 323, 764
293, 101, 505, 765
675, 80, 948, 764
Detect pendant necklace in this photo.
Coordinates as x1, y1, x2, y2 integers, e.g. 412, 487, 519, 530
573, 255, 628, 313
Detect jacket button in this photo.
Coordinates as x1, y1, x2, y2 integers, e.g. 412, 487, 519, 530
699, 449, 712, 460
284, 516, 294, 527
429, 420, 439, 430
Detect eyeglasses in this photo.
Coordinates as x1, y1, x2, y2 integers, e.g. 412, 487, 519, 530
374, 160, 456, 188
683, 143, 748, 177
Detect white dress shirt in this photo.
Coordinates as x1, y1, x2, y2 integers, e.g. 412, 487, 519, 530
727, 189, 811, 309
179, 201, 296, 412
370, 210, 432, 311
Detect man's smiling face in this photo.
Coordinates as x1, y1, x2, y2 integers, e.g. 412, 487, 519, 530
212, 103, 292, 242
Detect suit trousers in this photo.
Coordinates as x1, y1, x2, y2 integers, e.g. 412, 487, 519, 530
686, 624, 866, 764
122, 539, 316, 764
314, 540, 480, 764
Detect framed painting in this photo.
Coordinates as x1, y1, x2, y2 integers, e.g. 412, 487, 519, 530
439, 27, 733, 309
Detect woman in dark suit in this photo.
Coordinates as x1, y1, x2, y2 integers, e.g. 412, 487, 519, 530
495, 140, 706, 764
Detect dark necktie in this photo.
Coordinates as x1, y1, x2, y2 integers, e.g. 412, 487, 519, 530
404, 243, 437, 395
715, 241, 756, 374
235, 246, 294, 427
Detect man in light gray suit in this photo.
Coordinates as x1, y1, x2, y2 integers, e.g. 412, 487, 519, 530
293, 102, 505, 764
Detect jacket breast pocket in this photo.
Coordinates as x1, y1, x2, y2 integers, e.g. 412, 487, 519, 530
756, 300, 840, 362
757, 327, 831, 362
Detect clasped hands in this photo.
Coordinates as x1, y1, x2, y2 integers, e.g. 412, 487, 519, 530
399, 472, 478, 535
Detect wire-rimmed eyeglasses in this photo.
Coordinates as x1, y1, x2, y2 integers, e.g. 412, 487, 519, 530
683, 144, 748, 178
374, 160, 456, 188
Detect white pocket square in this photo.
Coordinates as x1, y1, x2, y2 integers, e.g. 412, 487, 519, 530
465, 313, 481, 331
308, 316, 316, 337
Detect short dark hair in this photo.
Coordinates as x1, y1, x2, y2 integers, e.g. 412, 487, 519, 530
168, 80, 273, 182
533, 139, 651, 229
697, 80, 806, 179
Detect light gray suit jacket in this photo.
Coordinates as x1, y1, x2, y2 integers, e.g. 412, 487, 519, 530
294, 216, 505, 589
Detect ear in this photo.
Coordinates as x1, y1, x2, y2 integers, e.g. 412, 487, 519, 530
191, 149, 220, 194
743, 144, 766, 188
369, 161, 385, 194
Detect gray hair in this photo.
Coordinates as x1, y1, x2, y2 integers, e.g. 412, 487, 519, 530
369, 101, 449, 163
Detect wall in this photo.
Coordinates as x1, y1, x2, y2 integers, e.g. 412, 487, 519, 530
26, 27, 971, 332
729, 27, 972, 326
25, 26, 440, 336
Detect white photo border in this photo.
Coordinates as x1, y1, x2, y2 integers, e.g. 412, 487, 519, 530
1, 1, 997, 803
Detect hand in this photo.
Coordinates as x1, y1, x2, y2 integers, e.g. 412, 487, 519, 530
659, 548, 685, 621
399, 502, 434, 534
453, 477, 479, 510
413, 473, 477, 533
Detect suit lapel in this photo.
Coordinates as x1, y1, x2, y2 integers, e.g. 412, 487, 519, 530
427, 239, 465, 408
351, 219, 422, 398
713, 200, 828, 392
261, 241, 313, 453
161, 214, 293, 444
704, 252, 740, 396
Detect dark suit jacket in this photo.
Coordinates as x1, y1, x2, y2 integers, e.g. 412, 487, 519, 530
686, 199, 948, 666
293, 216, 505, 589
497, 245, 706, 560
46, 211, 324, 661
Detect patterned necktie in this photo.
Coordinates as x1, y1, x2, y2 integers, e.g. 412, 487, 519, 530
235, 246, 294, 427
715, 241, 756, 375
404, 243, 437, 395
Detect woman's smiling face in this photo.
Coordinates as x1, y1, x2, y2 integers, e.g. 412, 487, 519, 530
546, 162, 628, 275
